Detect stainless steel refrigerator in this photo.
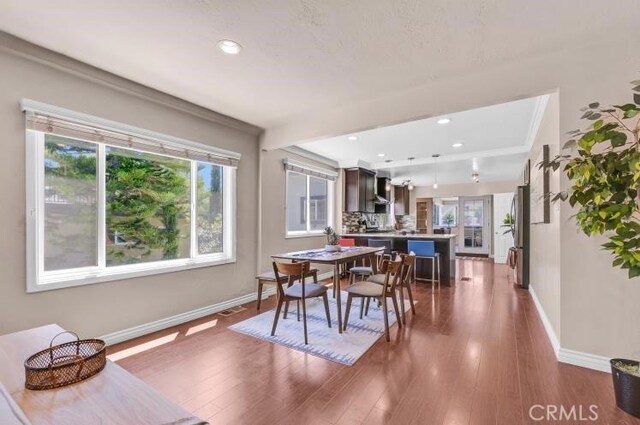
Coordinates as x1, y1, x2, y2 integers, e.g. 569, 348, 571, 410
514, 185, 530, 289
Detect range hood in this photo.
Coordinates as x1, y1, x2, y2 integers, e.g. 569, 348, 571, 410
374, 194, 390, 204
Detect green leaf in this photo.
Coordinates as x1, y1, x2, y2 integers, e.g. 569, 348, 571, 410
624, 109, 640, 119
592, 120, 604, 130
629, 267, 640, 279
611, 132, 628, 147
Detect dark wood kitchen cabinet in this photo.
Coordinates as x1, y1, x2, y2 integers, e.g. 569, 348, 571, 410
344, 168, 376, 213
394, 185, 410, 215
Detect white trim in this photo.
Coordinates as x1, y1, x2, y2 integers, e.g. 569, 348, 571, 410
528, 285, 561, 355
99, 271, 335, 346
26, 126, 237, 292
281, 146, 339, 169
558, 348, 611, 374
20, 99, 242, 161
524, 95, 551, 150
100, 290, 266, 346
285, 170, 335, 237
29, 257, 236, 293
529, 285, 613, 374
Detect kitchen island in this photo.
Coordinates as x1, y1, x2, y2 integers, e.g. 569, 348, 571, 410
341, 233, 457, 286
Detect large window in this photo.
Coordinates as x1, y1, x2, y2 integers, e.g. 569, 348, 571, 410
25, 101, 237, 292
285, 166, 334, 236
433, 202, 458, 228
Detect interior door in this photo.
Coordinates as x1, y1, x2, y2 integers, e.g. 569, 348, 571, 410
492, 192, 515, 263
458, 196, 491, 255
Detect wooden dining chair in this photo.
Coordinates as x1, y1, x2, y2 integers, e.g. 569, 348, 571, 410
343, 259, 402, 341
255, 267, 319, 311
271, 260, 331, 345
396, 253, 416, 324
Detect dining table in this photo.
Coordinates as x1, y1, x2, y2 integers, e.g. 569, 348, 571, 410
271, 246, 384, 333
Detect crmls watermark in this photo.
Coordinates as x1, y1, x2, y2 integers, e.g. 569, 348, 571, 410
529, 404, 599, 422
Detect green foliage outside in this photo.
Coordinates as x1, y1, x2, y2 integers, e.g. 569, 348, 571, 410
44, 135, 223, 267
106, 149, 191, 262
545, 79, 640, 278
442, 210, 456, 227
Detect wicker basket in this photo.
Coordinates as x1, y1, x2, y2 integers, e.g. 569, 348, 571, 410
24, 331, 106, 390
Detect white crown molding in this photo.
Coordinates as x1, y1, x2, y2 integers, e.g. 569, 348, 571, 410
0, 31, 262, 136
100, 271, 334, 346
340, 159, 374, 170
281, 146, 339, 169
524, 94, 551, 150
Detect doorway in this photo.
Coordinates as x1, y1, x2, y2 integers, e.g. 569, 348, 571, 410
457, 195, 492, 255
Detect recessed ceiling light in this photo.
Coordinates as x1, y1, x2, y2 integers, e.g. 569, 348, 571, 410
452, 142, 464, 148
217, 39, 242, 55
347, 136, 358, 141
437, 118, 451, 125
377, 153, 385, 157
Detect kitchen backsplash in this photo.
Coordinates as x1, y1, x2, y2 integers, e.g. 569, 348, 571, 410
342, 212, 391, 233
394, 214, 416, 231
341, 212, 414, 233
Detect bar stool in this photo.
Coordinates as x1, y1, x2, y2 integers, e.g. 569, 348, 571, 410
407, 240, 440, 289
367, 239, 396, 269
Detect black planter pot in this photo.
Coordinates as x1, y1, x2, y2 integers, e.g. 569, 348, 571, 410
611, 359, 640, 418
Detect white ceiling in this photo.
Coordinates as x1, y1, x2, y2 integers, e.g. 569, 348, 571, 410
0, 1, 637, 130
298, 96, 547, 186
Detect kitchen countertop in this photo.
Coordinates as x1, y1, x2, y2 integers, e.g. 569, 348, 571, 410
341, 232, 457, 239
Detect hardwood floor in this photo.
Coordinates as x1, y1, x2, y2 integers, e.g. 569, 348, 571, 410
109, 259, 639, 424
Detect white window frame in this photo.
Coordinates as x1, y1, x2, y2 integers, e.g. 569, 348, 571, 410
285, 170, 334, 238
25, 119, 237, 293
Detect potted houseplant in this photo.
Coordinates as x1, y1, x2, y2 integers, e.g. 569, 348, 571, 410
611, 360, 640, 418
502, 212, 515, 238
544, 78, 640, 418
323, 226, 341, 252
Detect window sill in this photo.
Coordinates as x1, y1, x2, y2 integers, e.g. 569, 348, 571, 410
28, 255, 236, 293
285, 232, 326, 240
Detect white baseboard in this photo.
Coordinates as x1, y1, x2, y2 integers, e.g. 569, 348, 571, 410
558, 348, 611, 373
528, 285, 561, 355
101, 289, 270, 346
528, 285, 611, 374
100, 271, 335, 346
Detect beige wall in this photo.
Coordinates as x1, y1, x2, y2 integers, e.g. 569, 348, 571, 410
0, 40, 260, 338
528, 93, 562, 344
259, 149, 338, 275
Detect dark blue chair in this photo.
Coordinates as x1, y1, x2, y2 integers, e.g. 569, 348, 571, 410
407, 240, 440, 288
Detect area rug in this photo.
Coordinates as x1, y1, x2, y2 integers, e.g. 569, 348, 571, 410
229, 291, 410, 366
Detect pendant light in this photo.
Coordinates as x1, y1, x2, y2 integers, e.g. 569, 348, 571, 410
407, 157, 415, 191
432, 154, 440, 189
